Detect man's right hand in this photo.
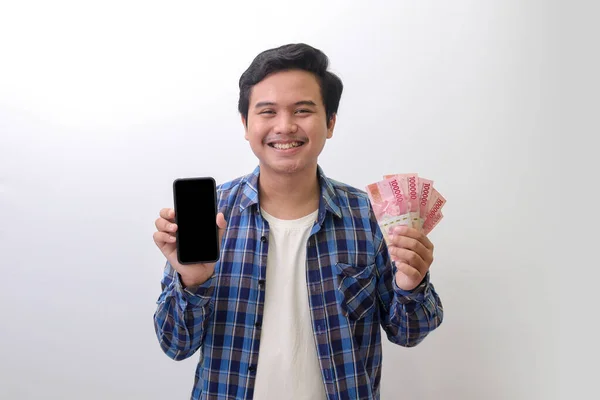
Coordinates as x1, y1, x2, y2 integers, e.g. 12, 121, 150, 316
153, 208, 227, 288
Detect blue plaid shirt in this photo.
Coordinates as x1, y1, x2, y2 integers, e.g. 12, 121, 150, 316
154, 165, 443, 400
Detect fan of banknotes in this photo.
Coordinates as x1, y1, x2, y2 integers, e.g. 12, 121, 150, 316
366, 173, 445, 242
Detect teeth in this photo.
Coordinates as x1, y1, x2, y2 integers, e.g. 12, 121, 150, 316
272, 142, 303, 150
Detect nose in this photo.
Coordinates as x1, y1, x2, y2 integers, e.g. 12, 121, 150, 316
274, 113, 297, 134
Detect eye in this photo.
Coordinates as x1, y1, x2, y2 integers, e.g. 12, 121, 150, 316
259, 109, 275, 115
295, 109, 313, 114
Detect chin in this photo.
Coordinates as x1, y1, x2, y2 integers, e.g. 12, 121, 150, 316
263, 160, 307, 175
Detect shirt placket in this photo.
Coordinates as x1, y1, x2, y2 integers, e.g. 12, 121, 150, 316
306, 225, 338, 399
246, 208, 270, 390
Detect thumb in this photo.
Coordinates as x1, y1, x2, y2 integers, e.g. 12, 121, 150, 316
216, 212, 227, 241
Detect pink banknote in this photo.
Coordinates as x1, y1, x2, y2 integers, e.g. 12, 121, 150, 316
418, 178, 434, 226
369, 173, 445, 236
423, 211, 443, 235
365, 177, 411, 241
423, 188, 446, 225
385, 173, 420, 229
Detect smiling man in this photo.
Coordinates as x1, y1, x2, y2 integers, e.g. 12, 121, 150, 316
153, 43, 444, 400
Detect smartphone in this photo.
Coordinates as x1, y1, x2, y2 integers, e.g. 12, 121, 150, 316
172, 177, 220, 264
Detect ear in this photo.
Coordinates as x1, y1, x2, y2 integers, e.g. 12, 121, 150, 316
326, 114, 336, 139
241, 115, 249, 140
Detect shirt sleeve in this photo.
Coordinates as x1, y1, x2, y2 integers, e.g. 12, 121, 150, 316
153, 261, 215, 360
374, 233, 444, 347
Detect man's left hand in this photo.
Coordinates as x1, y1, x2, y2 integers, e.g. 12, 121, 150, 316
387, 226, 435, 291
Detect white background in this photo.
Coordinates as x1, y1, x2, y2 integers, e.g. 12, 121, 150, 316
1, 1, 598, 399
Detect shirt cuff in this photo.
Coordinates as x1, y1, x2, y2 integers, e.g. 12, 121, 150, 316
392, 271, 430, 304
173, 273, 216, 309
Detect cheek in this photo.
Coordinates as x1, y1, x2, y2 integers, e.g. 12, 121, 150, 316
246, 123, 266, 143
306, 121, 330, 142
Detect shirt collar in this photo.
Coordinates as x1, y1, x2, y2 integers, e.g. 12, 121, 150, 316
238, 165, 342, 220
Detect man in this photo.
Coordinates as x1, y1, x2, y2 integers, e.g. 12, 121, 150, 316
153, 43, 443, 400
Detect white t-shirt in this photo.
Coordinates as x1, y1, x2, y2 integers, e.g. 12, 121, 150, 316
253, 208, 327, 400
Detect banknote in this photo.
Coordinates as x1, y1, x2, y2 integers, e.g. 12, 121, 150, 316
367, 173, 445, 238
422, 188, 446, 226
365, 177, 412, 241
384, 173, 420, 229
418, 177, 434, 228
423, 211, 443, 235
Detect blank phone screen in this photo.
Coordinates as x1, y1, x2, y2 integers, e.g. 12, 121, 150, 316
173, 178, 219, 264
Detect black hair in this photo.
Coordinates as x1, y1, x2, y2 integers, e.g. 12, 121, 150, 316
238, 43, 343, 125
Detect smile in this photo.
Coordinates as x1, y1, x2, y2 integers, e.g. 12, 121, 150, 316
268, 141, 305, 150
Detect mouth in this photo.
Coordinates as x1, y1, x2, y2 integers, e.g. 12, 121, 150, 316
267, 141, 306, 150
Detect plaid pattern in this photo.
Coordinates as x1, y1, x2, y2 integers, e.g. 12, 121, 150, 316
154, 165, 443, 400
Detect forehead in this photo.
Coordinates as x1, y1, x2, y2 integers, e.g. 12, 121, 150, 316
249, 70, 323, 106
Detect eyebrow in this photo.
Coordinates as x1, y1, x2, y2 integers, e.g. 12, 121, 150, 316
254, 100, 317, 108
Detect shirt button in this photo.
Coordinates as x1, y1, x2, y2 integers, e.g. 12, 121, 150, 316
260, 236, 267, 243
255, 320, 261, 328
249, 365, 256, 373
258, 279, 265, 286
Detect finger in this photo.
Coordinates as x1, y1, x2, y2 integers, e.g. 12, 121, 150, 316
393, 226, 434, 251
389, 233, 428, 255
159, 208, 175, 222
394, 262, 423, 282
155, 217, 177, 233
389, 234, 433, 264
388, 246, 427, 272
153, 231, 176, 246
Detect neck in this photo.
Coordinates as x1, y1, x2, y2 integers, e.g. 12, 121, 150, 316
258, 164, 320, 220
